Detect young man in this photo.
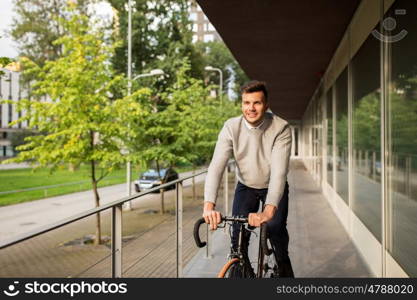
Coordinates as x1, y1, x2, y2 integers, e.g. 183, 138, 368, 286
202, 80, 294, 277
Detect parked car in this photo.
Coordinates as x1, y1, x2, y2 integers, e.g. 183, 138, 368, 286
134, 168, 179, 193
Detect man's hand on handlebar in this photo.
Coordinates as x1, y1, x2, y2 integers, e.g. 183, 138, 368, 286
248, 204, 277, 227
203, 201, 222, 230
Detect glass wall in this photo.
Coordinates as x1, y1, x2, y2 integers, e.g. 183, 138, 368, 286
351, 33, 381, 241
316, 96, 323, 181
335, 69, 349, 203
326, 89, 333, 186
386, 0, 417, 276
300, 0, 417, 277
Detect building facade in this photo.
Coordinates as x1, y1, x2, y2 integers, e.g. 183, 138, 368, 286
189, 1, 221, 43
301, 0, 417, 277
0, 69, 27, 158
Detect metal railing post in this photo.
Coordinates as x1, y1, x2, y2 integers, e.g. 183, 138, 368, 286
176, 181, 183, 278
365, 150, 369, 177
111, 204, 123, 278
205, 224, 213, 259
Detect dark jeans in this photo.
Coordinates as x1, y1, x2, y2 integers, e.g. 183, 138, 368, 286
231, 181, 294, 277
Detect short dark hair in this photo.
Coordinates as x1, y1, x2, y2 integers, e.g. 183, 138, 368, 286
240, 80, 268, 102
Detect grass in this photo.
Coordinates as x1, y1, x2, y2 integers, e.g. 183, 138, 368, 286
0, 163, 203, 207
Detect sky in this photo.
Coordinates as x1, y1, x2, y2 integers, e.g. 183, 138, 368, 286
0, 0, 113, 59
0, 0, 16, 58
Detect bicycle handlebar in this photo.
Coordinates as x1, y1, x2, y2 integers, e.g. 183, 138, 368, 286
193, 218, 207, 248
193, 216, 272, 257
193, 216, 249, 248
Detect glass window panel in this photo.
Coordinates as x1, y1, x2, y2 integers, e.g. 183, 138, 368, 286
317, 97, 323, 180
326, 90, 333, 186
387, 0, 417, 276
335, 69, 349, 203
352, 32, 381, 241
203, 34, 214, 42
189, 12, 197, 21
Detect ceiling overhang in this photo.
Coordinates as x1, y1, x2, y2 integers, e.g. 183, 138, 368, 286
197, 0, 361, 120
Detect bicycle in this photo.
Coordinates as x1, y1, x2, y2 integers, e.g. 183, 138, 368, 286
193, 216, 280, 278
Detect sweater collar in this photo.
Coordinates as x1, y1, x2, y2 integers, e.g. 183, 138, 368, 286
243, 117, 265, 130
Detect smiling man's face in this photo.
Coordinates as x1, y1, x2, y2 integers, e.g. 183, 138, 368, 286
241, 91, 268, 126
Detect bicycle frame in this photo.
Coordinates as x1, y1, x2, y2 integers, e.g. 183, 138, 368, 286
193, 216, 275, 278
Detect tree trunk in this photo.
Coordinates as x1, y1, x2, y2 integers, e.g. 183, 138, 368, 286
91, 160, 101, 245
68, 162, 75, 172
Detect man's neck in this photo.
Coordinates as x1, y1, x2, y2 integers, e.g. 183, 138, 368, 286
244, 117, 265, 129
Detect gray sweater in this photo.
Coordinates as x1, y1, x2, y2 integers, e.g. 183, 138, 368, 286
204, 112, 292, 207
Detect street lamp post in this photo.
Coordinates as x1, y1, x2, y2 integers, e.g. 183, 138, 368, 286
126, 0, 133, 210
124, 68, 165, 210
126, 0, 166, 210
205, 66, 223, 103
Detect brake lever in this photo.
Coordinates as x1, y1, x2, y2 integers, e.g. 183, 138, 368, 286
217, 223, 226, 229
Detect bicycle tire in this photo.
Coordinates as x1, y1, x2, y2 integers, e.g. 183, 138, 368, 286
218, 258, 256, 278
217, 258, 240, 278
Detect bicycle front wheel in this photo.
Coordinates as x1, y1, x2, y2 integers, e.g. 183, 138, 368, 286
218, 258, 255, 278
218, 258, 240, 278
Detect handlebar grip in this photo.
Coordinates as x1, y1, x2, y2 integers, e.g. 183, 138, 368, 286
260, 223, 273, 256
193, 217, 207, 248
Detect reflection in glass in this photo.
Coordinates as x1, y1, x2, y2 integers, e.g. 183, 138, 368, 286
316, 97, 323, 181
326, 90, 333, 186
387, 0, 417, 276
335, 69, 348, 203
352, 33, 381, 241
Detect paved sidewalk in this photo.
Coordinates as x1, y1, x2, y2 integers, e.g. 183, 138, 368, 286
184, 159, 372, 277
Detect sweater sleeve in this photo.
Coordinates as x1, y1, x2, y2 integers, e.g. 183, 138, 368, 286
265, 124, 292, 207
204, 122, 233, 205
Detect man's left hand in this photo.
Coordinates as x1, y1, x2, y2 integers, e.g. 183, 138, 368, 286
248, 204, 276, 227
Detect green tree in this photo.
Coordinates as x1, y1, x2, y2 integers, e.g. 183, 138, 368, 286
138, 59, 240, 213
2, 5, 151, 245
108, 0, 205, 93
9, 129, 41, 154
0, 57, 14, 77
9, 0, 94, 68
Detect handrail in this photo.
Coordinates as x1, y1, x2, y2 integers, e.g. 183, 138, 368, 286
0, 168, 208, 250
0, 160, 236, 278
